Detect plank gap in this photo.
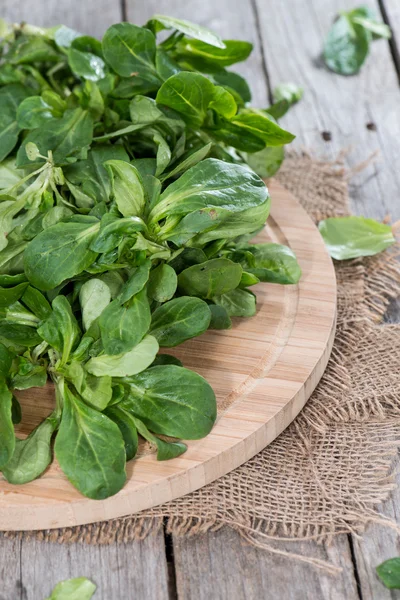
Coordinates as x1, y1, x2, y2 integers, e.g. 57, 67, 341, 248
378, 0, 400, 85
120, 0, 127, 22
164, 518, 178, 600
250, 0, 274, 104
348, 533, 365, 600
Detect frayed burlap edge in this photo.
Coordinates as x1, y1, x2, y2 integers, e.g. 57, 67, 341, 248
3, 153, 400, 574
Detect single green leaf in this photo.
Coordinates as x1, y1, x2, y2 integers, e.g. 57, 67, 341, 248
0, 282, 28, 308
149, 14, 225, 48
324, 14, 370, 75
68, 47, 106, 81
273, 82, 303, 104
156, 72, 215, 128
178, 258, 242, 298
0, 323, 42, 348
85, 334, 159, 377
2, 417, 57, 484
105, 160, 146, 217
16, 95, 53, 129
105, 405, 139, 461
118, 260, 151, 304
231, 109, 295, 146
213, 70, 251, 103
352, 15, 391, 39
21, 285, 52, 320
46, 577, 96, 600
148, 264, 177, 303
318, 217, 395, 260
100, 288, 151, 355
376, 557, 400, 589
246, 146, 285, 178
11, 356, 47, 390
0, 342, 14, 376
150, 296, 211, 346
0, 84, 30, 161
177, 38, 252, 66
161, 143, 212, 182
55, 385, 126, 499
150, 353, 183, 367
132, 415, 187, 460
121, 364, 216, 439
38, 296, 81, 365
209, 86, 237, 118
213, 288, 256, 317
24, 219, 100, 291
0, 378, 14, 469
11, 395, 22, 425
230, 243, 302, 284
53, 24, 82, 48
208, 304, 232, 330
80, 278, 111, 331
208, 121, 264, 152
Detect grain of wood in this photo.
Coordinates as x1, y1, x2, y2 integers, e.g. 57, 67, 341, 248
173, 528, 359, 600
254, 0, 400, 221
0, 528, 170, 600
1, 0, 120, 39
380, 0, 400, 77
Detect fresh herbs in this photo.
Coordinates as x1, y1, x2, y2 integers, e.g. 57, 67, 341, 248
0, 16, 302, 499
324, 6, 391, 75
319, 216, 396, 260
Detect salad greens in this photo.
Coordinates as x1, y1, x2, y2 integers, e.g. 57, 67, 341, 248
324, 6, 391, 75
0, 15, 302, 499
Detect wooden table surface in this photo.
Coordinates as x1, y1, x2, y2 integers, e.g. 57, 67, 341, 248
1, 1, 399, 598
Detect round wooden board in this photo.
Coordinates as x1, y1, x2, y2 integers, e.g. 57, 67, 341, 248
0, 180, 337, 531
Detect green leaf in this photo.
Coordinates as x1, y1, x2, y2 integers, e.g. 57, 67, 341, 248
213, 288, 256, 317
11, 395, 22, 425
352, 15, 391, 40
105, 160, 146, 217
231, 109, 295, 146
47, 577, 96, 600
0, 378, 14, 469
85, 334, 159, 377
0, 282, 28, 308
148, 264, 177, 303
213, 70, 251, 103
161, 142, 212, 182
246, 146, 285, 178
376, 557, 400, 589
55, 385, 126, 499
0, 323, 42, 348
208, 121, 264, 152
0, 342, 14, 376
24, 219, 100, 291
208, 304, 232, 330
177, 39, 252, 66
150, 353, 183, 367
273, 82, 303, 105
156, 72, 215, 128
99, 288, 151, 355
105, 405, 139, 461
318, 217, 396, 260
178, 258, 242, 298
121, 364, 216, 439
38, 296, 81, 365
17, 108, 94, 168
323, 14, 370, 75
209, 86, 237, 119
150, 296, 211, 346
231, 243, 302, 284
16, 95, 54, 129
149, 14, 225, 48
21, 285, 52, 320
119, 260, 151, 303
2, 417, 57, 484
90, 215, 145, 253
132, 415, 187, 460
80, 278, 111, 331
102, 23, 160, 83
11, 356, 47, 390
68, 47, 106, 81
0, 84, 30, 161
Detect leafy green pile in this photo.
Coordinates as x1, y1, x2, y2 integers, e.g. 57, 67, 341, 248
324, 5, 391, 75
0, 16, 301, 499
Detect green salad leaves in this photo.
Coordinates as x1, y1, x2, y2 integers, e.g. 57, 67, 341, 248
0, 15, 302, 499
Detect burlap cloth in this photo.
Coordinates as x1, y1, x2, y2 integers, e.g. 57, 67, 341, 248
3, 154, 400, 572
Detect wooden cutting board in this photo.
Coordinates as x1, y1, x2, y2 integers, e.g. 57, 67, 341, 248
0, 180, 337, 531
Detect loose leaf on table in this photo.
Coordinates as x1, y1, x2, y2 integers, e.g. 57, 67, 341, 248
323, 11, 371, 75
132, 415, 187, 460
80, 278, 111, 331
99, 288, 151, 355
213, 288, 256, 317
156, 71, 215, 128
105, 404, 138, 461
24, 218, 100, 291
178, 258, 242, 298
46, 577, 96, 600
55, 385, 126, 499
150, 296, 211, 346
121, 364, 216, 439
85, 334, 159, 377
147, 263, 177, 303
148, 14, 225, 48
230, 243, 302, 284
0, 377, 14, 469
376, 557, 400, 589
318, 216, 396, 260
2, 416, 57, 484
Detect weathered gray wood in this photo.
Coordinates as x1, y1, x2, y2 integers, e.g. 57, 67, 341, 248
254, 0, 400, 221
381, 0, 400, 75
1, 0, 121, 38
0, 527, 170, 600
173, 528, 358, 600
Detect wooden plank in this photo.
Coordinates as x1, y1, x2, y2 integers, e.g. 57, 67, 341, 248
173, 528, 359, 600
0, 527, 170, 600
254, 0, 400, 221
1, 0, 121, 38
380, 0, 400, 75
